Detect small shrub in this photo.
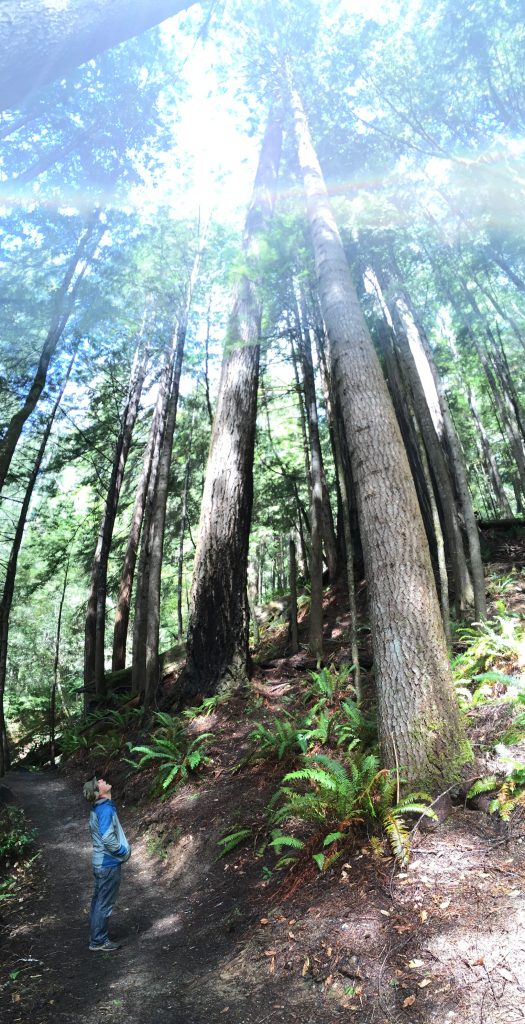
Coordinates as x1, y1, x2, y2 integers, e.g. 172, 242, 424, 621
0, 807, 37, 864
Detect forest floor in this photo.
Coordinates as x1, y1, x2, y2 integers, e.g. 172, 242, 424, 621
1, 533, 525, 1024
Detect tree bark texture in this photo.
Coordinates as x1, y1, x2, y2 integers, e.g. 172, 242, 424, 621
289, 80, 470, 790
0, 211, 103, 493
0, 0, 194, 111
0, 351, 75, 775
183, 112, 282, 700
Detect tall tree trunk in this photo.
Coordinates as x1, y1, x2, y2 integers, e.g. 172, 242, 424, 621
371, 266, 475, 616
288, 534, 299, 655
376, 313, 451, 640
183, 111, 282, 700
0, 0, 194, 112
144, 316, 189, 708
378, 259, 486, 617
467, 387, 513, 517
130, 357, 174, 696
296, 286, 338, 581
50, 552, 72, 766
295, 301, 324, 657
289, 79, 470, 791
112, 362, 170, 672
84, 331, 149, 698
0, 211, 103, 493
176, 449, 193, 640
0, 350, 75, 775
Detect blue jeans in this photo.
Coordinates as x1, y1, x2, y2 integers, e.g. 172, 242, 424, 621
90, 865, 121, 945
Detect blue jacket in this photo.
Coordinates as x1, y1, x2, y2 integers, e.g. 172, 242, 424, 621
89, 798, 130, 869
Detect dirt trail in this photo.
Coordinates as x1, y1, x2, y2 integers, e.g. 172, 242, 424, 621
0, 770, 251, 1024
0, 769, 333, 1024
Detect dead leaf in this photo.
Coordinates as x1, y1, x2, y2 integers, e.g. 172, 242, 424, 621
302, 957, 310, 977
471, 957, 484, 966
497, 967, 515, 983
439, 899, 451, 910
380, 910, 390, 917
418, 978, 431, 988
420, 910, 428, 923
288, 931, 296, 940
408, 959, 424, 969
325, 974, 333, 987
403, 994, 416, 1007
260, 918, 269, 926
394, 924, 413, 934
269, 957, 275, 976
264, 949, 277, 956
327, 946, 333, 957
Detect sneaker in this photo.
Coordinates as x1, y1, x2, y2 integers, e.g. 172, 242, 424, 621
89, 940, 121, 952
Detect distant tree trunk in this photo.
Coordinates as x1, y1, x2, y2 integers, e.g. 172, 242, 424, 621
295, 302, 324, 658
289, 79, 470, 790
0, 211, 103, 493
50, 552, 72, 766
382, 262, 486, 618
371, 267, 475, 616
0, 0, 194, 112
112, 380, 166, 671
289, 535, 299, 655
183, 111, 282, 700
84, 333, 149, 699
176, 450, 192, 640
143, 319, 188, 708
0, 351, 75, 776
467, 387, 513, 517
130, 355, 173, 695
295, 286, 338, 581
376, 314, 451, 640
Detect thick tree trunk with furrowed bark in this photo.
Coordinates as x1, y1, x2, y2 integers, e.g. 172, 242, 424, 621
182, 111, 282, 700
289, 77, 470, 791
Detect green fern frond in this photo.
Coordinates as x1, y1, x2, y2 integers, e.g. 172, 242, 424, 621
467, 776, 499, 799
383, 812, 410, 867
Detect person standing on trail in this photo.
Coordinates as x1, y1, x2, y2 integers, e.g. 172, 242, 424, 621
83, 776, 131, 952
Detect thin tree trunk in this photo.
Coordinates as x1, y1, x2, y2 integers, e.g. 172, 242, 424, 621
183, 110, 282, 700
295, 301, 324, 657
0, 350, 75, 775
0, 211, 103, 493
177, 449, 193, 640
50, 552, 72, 766
289, 534, 299, 655
84, 331, 150, 698
375, 257, 488, 613
467, 387, 513, 516
371, 266, 475, 615
289, 78, 469, 790
112, 362, 170, 672
0, 0, 194, 112
130, 354, 174, 695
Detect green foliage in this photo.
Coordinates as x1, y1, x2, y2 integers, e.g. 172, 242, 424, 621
217, 828, 254, 858
453, 615, 525, 677
270, 752, 436, 868
0, 807, 37, 865
127, 713, 214, 795
249, 713, 308, 762
468, 748, 525, 821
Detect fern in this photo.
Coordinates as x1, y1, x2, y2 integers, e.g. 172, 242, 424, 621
217, 828, 253, 858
